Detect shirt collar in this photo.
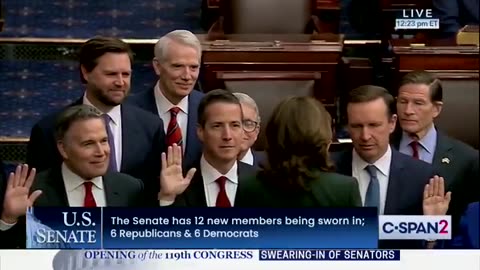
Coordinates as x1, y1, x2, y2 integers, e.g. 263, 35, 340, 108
239, 148, 254, 165
352, 145, 392, 177
154, 81, 189, 115
400, 124, 437, 154
83, 93, 122, 125
200, 155, 238, 184
61, 163, 104, 192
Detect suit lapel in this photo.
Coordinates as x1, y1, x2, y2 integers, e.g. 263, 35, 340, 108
234, 162, 255, 205
184, 94, 202, 170
39, 168, 69, 207
384, 150, 405, 214
185, 171, 208, 207
432, 132, 455, 186
119, 105, 141, 172
144, 88, 159, 115
103, 173, 123, 207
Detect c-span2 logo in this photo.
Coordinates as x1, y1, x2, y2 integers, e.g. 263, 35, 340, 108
379, 216, 451, 240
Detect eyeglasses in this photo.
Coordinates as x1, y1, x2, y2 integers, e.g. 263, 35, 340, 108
243, 120, 259, 133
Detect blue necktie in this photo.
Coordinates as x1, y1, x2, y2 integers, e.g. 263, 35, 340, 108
103, 114, 117, 172
364, 165, 380, 211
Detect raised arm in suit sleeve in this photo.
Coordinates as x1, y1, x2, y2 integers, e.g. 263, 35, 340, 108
145, 123, 167, 206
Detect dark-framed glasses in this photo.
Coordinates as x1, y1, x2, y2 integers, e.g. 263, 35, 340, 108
243, 120, 259, 133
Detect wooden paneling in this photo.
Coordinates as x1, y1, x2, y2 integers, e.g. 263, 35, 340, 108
316, 0, 340, 10
198, 34, 344, 144
391, 39, 479, 87
380, 0, 431, 9
207, 0, 340, 10
199, 34, 343, 105
207, 0, 221, 8
204, 0, 340, 34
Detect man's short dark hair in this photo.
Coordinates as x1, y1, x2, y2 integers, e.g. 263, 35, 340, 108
55, 105, 103, 141
347, 85, 395, 117
78, 36, 134, 83
197, 89, 242, 127
399, 70, 443, 103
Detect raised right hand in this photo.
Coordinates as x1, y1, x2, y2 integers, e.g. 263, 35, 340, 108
158, 144, 196, 201
1, 164, 42, 223
423, 175, 451, 216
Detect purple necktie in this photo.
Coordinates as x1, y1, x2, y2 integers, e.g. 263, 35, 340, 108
103, 114, 117, 172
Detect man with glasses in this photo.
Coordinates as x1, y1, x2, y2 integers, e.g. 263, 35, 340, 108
233, 93, 265, 168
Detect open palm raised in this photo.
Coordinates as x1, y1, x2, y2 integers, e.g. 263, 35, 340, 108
423, 175, 451, 216
1, 164, 42, 224
158, 144, 196, 201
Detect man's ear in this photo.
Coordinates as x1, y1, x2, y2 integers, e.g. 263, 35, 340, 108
57, 140, 68, 160
196, 124, 204, 143
432, 101, 443, 118
152, 58, 162, 76
80, 65, 89, 82
389, 114, 398, 133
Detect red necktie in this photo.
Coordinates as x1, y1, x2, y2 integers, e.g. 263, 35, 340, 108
166, 107, 183, 147
215, 176, 231, 207
410, 141, 419, 159
84, 182, 97, 207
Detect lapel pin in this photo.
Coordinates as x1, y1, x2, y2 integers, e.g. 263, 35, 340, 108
441, 157, 450, 164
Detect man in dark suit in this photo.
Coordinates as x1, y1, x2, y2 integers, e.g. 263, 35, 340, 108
331, 85, 436, 249
26, 37, 165, 203
128, 30, 203, 170
392, 71, 479, 233
158, 90, 256, 207
433, 0, 479, 37
233, 92, 266, 168
1, 105, 145, 248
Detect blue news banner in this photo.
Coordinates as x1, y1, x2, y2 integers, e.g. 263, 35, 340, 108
27, 207, 379, 249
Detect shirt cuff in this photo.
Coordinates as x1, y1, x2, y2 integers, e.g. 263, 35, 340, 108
159, 200, 175, 206
0, 219, 17, 231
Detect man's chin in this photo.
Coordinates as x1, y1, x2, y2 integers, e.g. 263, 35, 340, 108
401, 126, 420, 134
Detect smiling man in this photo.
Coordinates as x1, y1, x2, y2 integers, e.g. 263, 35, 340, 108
129, 30, 204, 170
0, 105, 145, 248
26, 37, 166, 205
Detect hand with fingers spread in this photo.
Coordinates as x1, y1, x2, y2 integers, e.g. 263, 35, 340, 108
423, 175, 452, 216
158, 144, 196, 202
1, 164, 42, 224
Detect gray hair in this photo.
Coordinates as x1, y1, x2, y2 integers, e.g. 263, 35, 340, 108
54, 105, 103, 141
233, 92, 261, 123
154, 30, 202, 62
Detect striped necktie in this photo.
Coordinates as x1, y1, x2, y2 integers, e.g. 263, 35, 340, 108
166, 107, 183, 147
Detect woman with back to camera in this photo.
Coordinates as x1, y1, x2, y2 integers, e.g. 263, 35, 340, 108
236, 96, 361, 207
